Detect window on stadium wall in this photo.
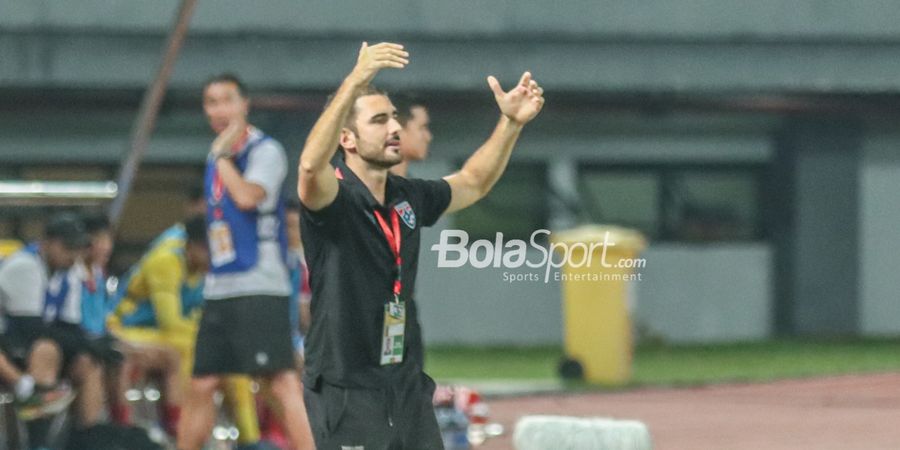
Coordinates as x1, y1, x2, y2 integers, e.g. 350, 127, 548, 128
578, 165, 765, 242
580, 171, 660, 236
452, 162, 548, 241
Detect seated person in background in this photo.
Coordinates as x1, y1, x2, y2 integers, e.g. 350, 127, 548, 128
0, 212, 104, 428
0, 239, 23, 259
0, 237, 73, 420
109, 216, 266, 448
79, 214, 114, 338
0, 338, 72, 420
77, 214, 135, 426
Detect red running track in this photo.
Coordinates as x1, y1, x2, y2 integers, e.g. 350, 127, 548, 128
480, 373, 900, 450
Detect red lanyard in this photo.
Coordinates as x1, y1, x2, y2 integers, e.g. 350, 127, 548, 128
373, 208, 402, 301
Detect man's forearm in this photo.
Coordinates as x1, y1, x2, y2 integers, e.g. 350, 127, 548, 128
299, 77, 364, 174
460, 115, 524, 196
215, 158, 265, 210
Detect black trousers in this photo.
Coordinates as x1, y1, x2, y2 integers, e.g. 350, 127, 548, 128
304, 372, 444, 450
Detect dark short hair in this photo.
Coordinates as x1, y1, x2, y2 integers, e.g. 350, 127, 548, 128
183, 215, 208, 245
83, 214, 111, 236
392, 93, 426, 127
203, 73, 248, 99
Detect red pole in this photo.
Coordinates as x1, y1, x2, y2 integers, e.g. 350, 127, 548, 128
108, 0, 199, 226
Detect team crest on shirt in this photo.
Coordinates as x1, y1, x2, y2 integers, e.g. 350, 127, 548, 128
394, 201, 416, 229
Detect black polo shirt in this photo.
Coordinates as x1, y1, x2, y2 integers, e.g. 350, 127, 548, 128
300, 159, 452, 389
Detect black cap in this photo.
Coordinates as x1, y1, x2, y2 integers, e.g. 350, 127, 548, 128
45, 212, 90, 249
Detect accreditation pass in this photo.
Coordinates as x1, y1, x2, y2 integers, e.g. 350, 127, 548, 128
380, 301, 406, 365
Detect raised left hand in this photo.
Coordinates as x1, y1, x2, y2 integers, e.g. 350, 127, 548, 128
487, 72, 545, 125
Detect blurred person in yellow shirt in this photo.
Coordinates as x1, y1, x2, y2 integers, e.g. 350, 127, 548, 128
109, 216, 267, 448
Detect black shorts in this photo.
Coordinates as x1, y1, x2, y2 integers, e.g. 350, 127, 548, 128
42, 322, 96, 368
193, 295, 295, 376
2, 318, 96, 370
303, 372, 443, 450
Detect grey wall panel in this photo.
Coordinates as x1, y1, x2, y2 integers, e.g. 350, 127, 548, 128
0, 105, 773, 164
9, 32, 900, 92
417, 238, 775, 346
860, 133, 900, 335
633, 244, 773, 343
7, 1, 900, 39
786, 119, 862, 335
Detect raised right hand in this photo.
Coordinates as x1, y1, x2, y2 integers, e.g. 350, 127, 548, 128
347, 42, 409, 86
210, 117, 247, 158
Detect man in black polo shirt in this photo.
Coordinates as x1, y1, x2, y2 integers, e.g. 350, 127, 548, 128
297, 41, 545, 448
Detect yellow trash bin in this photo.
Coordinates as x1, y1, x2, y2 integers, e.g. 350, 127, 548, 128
552, 225, 646, 385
